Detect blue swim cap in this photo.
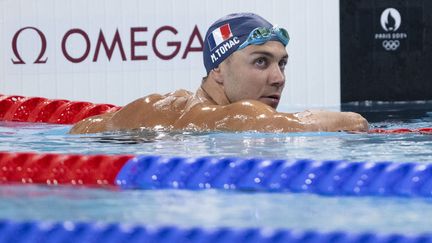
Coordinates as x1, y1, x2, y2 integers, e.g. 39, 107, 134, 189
203, 13, 283, 74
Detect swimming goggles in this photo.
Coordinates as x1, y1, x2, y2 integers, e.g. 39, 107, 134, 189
238, 26, 290, 50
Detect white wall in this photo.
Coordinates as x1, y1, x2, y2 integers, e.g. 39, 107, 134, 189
0, 0, 340, 111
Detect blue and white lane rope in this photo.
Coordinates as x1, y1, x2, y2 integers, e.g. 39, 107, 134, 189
116, 156, 432, 197
0, 219, 431, 243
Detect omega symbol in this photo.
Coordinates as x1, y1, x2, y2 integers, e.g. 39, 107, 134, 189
11, 27, 48, 64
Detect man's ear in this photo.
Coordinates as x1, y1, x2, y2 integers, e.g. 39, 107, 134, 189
210, 66, 224, 84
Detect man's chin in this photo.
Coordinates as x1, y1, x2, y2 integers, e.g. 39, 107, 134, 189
260, 98, 279, 109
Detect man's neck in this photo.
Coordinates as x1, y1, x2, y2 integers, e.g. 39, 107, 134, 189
200, 78, 231, 106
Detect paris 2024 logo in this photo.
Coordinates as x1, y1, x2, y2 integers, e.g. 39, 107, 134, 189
375, 8, 407, 51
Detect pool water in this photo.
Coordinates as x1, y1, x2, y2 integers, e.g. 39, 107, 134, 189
1, 109, 432, 162
1, 102, 432, 234
1, 185, 432, 234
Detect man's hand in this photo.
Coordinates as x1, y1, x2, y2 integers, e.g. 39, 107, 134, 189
296, 110, 369, 132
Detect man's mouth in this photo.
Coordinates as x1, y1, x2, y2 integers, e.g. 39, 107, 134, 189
260, 94, 280, 108
262, 94, 280, 100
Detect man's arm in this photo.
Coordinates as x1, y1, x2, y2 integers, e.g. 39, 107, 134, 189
71, 97, 368, 134
294, 109, 369, 132
69, 112, 116, 134
174, 100, 368, 132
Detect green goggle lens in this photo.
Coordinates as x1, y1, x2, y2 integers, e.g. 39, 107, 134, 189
238, 26, 290, 50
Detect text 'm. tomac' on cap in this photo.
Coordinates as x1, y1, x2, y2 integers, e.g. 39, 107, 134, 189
203, 12, 275, 74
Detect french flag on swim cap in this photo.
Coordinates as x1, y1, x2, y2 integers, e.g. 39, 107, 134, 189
207, 23, 233, 50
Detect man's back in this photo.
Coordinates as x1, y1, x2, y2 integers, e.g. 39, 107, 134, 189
69, 90, 194, 134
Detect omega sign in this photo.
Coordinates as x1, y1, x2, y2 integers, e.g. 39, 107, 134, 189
11, 25, 203, 64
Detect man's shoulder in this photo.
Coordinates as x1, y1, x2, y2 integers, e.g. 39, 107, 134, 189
129, 89, 193, 105
165, 89, 194, 97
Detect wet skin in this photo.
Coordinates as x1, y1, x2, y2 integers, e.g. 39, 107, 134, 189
69, 41, 368, 134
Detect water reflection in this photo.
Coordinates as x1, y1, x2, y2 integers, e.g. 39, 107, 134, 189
84, 129, 170, 144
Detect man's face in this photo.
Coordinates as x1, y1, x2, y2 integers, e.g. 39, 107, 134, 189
219, 41, 288, 109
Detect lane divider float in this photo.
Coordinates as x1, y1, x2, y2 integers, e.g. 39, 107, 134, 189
1, 219, 430, 243
0, 94, 120, 124
368, 128, 432, 134
2, 151, 432, 197
0, 152, 132, 186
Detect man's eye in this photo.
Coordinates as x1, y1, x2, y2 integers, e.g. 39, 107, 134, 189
255, 57, 267, 67
279, 59, 287, 69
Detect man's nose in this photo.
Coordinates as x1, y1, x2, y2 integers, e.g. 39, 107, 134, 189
269, 64, 285, 87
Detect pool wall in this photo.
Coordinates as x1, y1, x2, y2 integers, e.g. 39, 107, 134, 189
0, 0, 340, 110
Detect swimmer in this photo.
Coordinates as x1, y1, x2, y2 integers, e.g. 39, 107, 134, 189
70, 13, 368, 134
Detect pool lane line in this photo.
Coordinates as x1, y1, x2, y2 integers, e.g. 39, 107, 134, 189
0, 219, 431, 243
368, 128, 432, 134
3, 151, 432, 198
0, 94, 120, 124
0, 152, 132, 187
116, 155, 432, 197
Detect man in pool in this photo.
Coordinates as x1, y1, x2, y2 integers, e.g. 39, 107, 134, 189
70, 13, 368, 134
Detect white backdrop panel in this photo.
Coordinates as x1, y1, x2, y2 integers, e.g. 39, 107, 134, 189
0, 0, 340, 110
